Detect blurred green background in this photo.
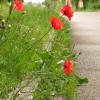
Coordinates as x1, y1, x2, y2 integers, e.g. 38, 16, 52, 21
0, 0, 100, 10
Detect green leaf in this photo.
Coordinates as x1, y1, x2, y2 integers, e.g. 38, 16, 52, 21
75, 74, 88, 85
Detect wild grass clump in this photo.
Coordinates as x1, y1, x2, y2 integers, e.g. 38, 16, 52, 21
0, 4, 88, 100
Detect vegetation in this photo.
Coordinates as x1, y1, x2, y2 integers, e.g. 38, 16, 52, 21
86, 0, 100, 10
0, 4, 59, 99
0, 2, 88, 100
43, 0, 100, 10
72, 0, 100, 10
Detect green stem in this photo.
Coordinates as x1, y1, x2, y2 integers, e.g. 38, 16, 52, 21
33, 26, 52, 45
6, 0, 14, 22
27, 26, 53, 50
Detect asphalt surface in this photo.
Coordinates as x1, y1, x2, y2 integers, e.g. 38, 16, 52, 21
71, 12, 100, 100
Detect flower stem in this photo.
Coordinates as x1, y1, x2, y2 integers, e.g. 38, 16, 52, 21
23, 26, 53, 55
33, 26, 52, 44
6, 0, 14, 22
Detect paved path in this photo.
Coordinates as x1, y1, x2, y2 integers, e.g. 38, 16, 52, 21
71, 12, 100, 100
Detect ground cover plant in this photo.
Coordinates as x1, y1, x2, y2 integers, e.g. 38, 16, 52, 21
0, 1, 88, 100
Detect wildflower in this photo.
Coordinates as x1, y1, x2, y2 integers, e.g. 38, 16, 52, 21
1, 19, 6, 24
60, 5, 73, 20
14, 0, 24, 11
8, 24, 12, 28
64, 60, 73, 74
50, 16, 64, 30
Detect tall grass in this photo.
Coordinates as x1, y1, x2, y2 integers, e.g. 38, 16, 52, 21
0, 3, 74, 99
0, 4, 61, 99
0, 3, 87, 100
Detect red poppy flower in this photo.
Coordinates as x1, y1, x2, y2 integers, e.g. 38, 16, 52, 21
60, 5, 73, 20
14, 0, 24, 11
50, 16, 64, 30
63, 60, 73, 74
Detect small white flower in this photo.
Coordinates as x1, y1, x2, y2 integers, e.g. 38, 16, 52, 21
51, 91, 56, 96
31, 38, 36, 41
8, 24, 12, 28
1, 19, 6, 23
